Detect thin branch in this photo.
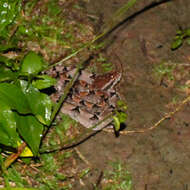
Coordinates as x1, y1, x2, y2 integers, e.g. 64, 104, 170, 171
49, 65, 81, 124
3, 142, 27, 170
104, 95, 190, 135
40, 113, 114, 153
45, 0, 139, 70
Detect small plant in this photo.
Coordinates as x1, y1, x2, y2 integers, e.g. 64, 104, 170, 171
0, 0, 138, 188
0, 0, 21, 40
3, 165, 29, 188
154, 61, 176, 81
99, 161, 132, 190
171, 28, 190, 50
113, 100, 127, 131
0, 51, 55, 161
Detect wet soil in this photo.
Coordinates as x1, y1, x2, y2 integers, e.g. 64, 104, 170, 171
75, 0, 190, 189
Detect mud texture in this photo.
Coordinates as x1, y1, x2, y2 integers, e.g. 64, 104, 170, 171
75, 0, 190, 189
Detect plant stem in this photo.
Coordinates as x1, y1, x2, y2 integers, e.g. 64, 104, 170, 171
40, 113, 114, 153
49, 65, 82, 125
3, 142, 27, 169
41, 0, 138, 150
46, 0, 138, 70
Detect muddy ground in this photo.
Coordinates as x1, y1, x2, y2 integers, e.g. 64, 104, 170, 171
74, 0, 190, 189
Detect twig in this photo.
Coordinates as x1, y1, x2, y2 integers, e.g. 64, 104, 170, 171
41, 63, 83, 141
46, 45, 89, 70
45, 0, 139, 70
49, 65, 82, 124
41, 0, 173, 150
40, 113, 114, 153
74, 148, 92, 168
3, 142, 27, 170
105, 95, 190, 135
94, 171, 104, 190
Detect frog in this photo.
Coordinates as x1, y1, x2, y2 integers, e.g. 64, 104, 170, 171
71, 70, 122, 105
90, 71, 122, 91
51, 64, 122, 130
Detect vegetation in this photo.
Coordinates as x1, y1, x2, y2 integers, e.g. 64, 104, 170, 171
0, 0, 134, 188
1, 0, 190, 189
171, 28, 190, 50
97, 161, 132, 190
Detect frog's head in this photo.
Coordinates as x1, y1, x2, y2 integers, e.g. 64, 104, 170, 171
92, 71, 122, 90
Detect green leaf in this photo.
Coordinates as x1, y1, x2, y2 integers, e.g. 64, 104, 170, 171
21, 52, 46, 75
117, 112, 127, 124
32, 75, 56, 90
176, 30, 182, 35
0, 66, 18, 82
184, 28, 190, 37
48, 1, 61, 16
0, 101, 18, 148
0, 0, 22, 39
17, 25, 33, 36
0, 55, 14, 67
113, 111, 127, 131
18, 143, 33, 157
113, 116, 120, 131
15, 113, 44, 156
18, 80, 52, 125
79, 168, 90, 178
0, 44, 16, 52
171, 38, 183, 50
186, 37, 190, 45
0, 83, 31, 114
117, 100, 127, 111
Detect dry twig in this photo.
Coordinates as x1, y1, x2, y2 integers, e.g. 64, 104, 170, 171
103, 95, 190, 135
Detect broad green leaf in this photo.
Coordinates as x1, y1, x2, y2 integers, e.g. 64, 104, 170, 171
0, 66, 18, 82
0, 0, 21, 39
15, 113, 44, 156
17, 141, 33, 157
21, 52, 46, 75
0, 101, 18, 148
5, 141, 34, 157
171, 38, 183, 50
18, 80, 52, 125
0, 83, 31, 114
32, 75, 56, 89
